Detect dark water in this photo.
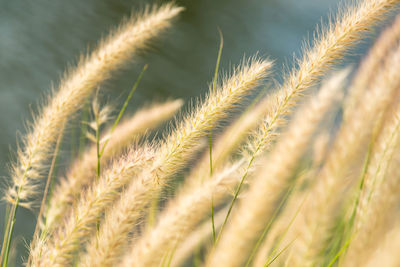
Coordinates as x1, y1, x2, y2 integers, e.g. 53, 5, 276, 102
0, 0, 384, 265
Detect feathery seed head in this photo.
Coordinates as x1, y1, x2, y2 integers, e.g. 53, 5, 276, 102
206, 69, 348, 267
6, 2, 184, 208
73, 57, 272, 267
156, 57, 273, 178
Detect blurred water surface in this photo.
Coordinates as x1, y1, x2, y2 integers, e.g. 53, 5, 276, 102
0, 0, 382, 265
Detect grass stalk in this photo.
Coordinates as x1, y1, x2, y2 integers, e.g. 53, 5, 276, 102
264, 238, 296, 267
81, 58, 271, 267
3, 1, 400, 266
2, 200, 18, 267
44, 99, 182, 233
96, 120, 101, 179
244, 183, 298, 267
0, 205, 11, 264
26, 121, 65, 267
95, 64, 147, 181
207, 69, 347, 267
210, 29, 223, 244
99, 64, 148, 158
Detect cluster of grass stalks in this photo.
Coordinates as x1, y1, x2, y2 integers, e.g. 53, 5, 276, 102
2, 0, 400, 266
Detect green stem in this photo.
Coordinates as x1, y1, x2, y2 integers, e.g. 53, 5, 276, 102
210, 128, 215, 243
245, 183, 298, 267
193, 246, 202, 267
2, 199, 18, 267
211, 197, 216, 243
1, 153, 36, 267
96, 120, 101, 180
210, 130, 215, 243
327, 237, 353, 267
0, 205, 11, 264
210, 29, 223, 244
328, 118, 400, 266
216, 157, 253, 244
27, 122, 65, 266
347, 134, 375, 230
264, 238, 296, 267
99, 64, 148, 157
263, 196, 306, 266
216, 81, 295, 243
166, 240, 179, 267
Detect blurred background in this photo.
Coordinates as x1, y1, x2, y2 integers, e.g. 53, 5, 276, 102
0, 0, 388, 265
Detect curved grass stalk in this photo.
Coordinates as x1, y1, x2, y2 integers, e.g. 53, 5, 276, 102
285, 44, 400, 267
26, 122, 65, 267
210, 29, 224, 243
37, 58, 271, 267
252, 129, 332, 267
118, 163, 242, 267
342, 104, 400, 267
2, 4, 183, 267
29, 146, 155, 267
44, 98, 182, 232
344, 13, 400, 120
93, 64, 148, 180
244, 183, 302, 267
76, 58, 272, 267
209, 1, 400, 255
206, 69, 347, 267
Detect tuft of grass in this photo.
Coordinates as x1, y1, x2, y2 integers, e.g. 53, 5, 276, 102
2, 1, 400, 267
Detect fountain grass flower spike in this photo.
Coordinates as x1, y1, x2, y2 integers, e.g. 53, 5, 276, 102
1, 3, 183, 266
